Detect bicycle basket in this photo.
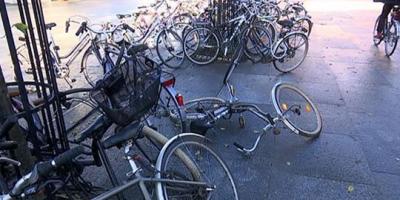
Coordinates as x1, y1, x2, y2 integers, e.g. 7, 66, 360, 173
91, 56, 161, 126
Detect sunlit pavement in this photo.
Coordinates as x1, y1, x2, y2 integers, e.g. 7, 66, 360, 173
1, 0, 400, 199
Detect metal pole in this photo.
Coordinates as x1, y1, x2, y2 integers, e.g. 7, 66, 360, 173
0, 0, 43, 159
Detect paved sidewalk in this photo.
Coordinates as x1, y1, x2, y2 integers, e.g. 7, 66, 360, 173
1, 0, 400, 199
172, 1, 400, 199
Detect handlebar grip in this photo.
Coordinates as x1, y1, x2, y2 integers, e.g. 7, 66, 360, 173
53, 146, 84, 167
233, 142, 244, 150
0, 115, 18, 138
75, 25, 84, 36
36, 161, 53, 177
75, 22, 87, 36
123, 24, 135, 33
37, 146, 84, 177
65, 21, 70, 33
137, 5, 147, 9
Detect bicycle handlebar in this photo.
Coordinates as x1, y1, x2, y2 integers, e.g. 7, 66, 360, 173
36, 146, 84, 177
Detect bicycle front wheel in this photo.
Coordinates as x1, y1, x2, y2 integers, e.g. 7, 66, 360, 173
156, 29, 185, 69
273, 32, 308, 73
155, 133, 239, 200
384, 21, 398, 57
271, 83, 322, 138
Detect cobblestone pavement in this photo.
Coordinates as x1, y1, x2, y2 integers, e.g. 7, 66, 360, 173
1, 0, 400, 199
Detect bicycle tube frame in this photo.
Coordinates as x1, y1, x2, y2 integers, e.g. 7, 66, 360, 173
60, 34, 91, 67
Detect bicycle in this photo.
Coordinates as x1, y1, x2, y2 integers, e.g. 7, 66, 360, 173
177, 38, 322, 156
183, 2, 273, 65
16, 16, 122, 88
0, 43, 239, 200
373, 5, 400, 57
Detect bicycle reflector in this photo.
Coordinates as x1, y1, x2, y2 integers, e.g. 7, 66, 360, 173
175, 94, 184, 106
305, 103, 312, 113
281, 103, 288, 111
162, 77, 175, 87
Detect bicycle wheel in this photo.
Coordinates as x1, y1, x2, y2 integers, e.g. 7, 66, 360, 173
273, 32, 308, 73
155, 133, 239, 200
147, 85, 186, 137
183, 27, 220, 65
271, 83, 322, 138
385, 21, 398, 57
81, 41, 121, 87
244, 24, 273, 63
156, 29, 185, 69
172, 13, 193, 38
293, 17, 313, 37
373, 16, 384, 46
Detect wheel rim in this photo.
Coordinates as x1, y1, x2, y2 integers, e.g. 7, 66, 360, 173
385, 22, 398, 56
244, 25, 272, 61
148, 86, 184, 137
159, 137, 238, 200
83, 42, 121, 87
184, 28, 220, 65
157, 30, 185, 68
273, 32, 308, 72
272, 83, 322, 136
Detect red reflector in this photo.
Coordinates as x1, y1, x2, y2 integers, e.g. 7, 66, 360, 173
162, 78, 175, 87
175, 94, 184, 106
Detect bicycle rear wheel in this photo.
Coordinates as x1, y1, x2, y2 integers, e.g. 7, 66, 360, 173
156, 29, 185, 69
384, 21, 398, 57
147, 86, 185, 137
183, 27, 220, 65
271, 83, 322, 138
81, 42, 121, 87
273, 32, 308, 73
155, 133, 239, 200
373, 16, 384, 46
244, 24, 272, 63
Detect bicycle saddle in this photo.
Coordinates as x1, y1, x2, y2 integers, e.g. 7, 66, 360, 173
75, 115, 112, 143
0, 141, 18, 151
45, 23, 57, 30
277, 19, 294, 28
102, 122, 141, 149
116, 14, 132, 19
127, 43, 148, 56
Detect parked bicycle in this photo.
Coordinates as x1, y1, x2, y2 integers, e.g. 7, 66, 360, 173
0, 43, 239, 199
373, 5, 400, 56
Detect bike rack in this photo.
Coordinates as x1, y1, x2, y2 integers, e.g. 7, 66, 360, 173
0, 0, 69, 159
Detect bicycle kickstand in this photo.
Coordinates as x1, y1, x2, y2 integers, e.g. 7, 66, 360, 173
233, 129, 267, 157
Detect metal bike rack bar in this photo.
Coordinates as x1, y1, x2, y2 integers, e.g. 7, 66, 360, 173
0, 0, 69, 159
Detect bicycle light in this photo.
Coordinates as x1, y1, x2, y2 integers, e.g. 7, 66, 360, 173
175, 93, 184, 107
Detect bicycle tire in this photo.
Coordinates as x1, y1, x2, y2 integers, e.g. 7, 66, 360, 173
155, 133, 239, 200
273, 31, 309, 73
385, 21, 398, 57
373, 16, 384, 46
183, 27, 220, 65
243, 24, 273, 63
80, 41, 121, 87
294, 17, 313, 37
271, 83, 322, 138
147, 85, 186, 136
156, 29, 185, 69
